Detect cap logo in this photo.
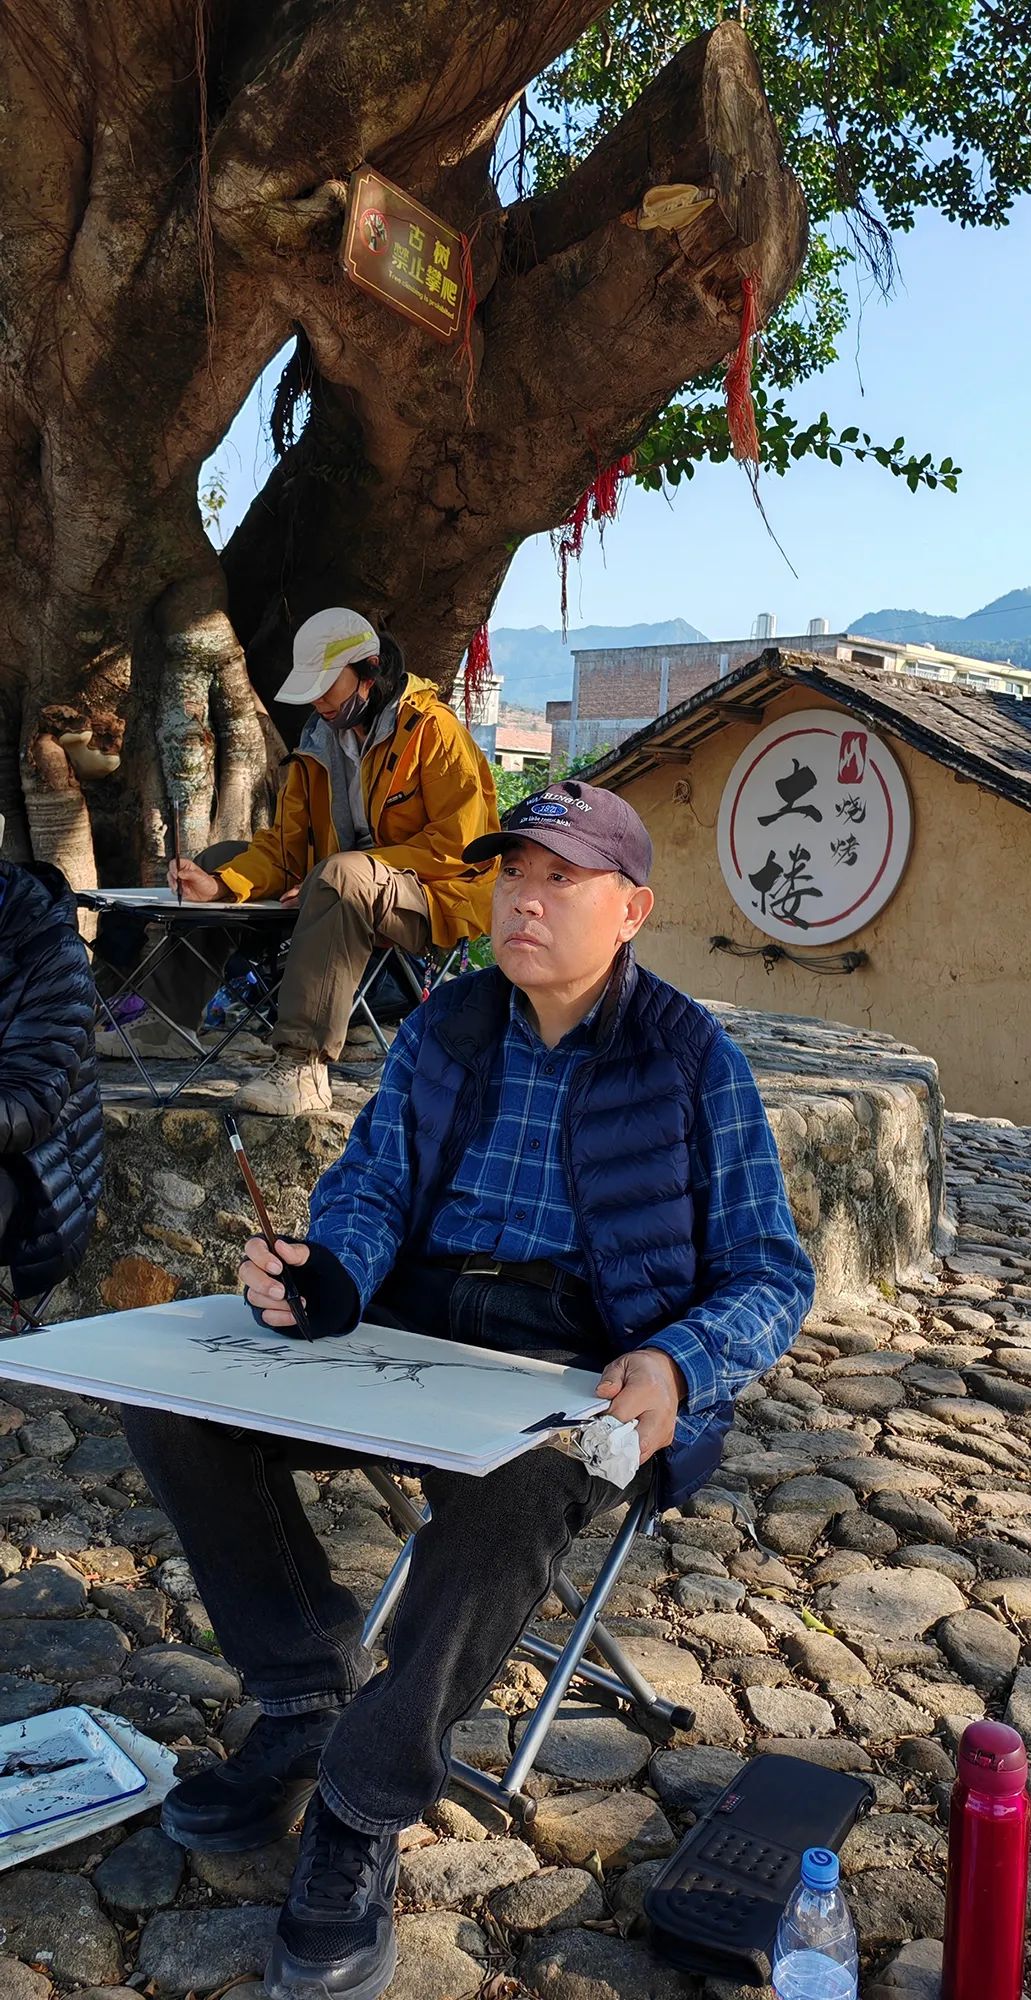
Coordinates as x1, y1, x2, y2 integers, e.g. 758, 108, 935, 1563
323, 631, 375, 668
526, 800, 568, 820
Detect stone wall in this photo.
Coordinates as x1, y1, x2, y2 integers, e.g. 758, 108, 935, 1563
712, 1004, 945, 1296
53, 1005, 944, 1322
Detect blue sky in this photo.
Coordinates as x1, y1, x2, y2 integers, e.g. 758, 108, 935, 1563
207, 195, 1031, 643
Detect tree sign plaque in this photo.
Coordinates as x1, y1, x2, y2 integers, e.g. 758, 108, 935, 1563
343, 168, 465, 343
716, 708, 913, 944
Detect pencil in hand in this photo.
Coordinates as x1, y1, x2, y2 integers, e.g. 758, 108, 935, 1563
172, 795, 183, 907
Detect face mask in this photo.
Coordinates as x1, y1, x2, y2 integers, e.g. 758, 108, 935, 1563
325, 683, 373, 731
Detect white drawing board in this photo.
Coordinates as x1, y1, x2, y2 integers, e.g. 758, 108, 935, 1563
78, 888, 290, 914
0, 1295, 606, 1475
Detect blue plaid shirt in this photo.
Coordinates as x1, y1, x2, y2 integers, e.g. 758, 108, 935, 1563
309, 991, 813, 1425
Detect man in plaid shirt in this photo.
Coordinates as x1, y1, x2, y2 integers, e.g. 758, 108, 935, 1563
125, 781, 814, 2000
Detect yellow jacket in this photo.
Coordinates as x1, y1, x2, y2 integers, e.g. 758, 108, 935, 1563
217, 676, 500, 947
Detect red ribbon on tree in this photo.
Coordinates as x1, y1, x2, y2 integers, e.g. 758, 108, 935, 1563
462, 622, 492, 723
725, 274, 760, 465
557, 451, 635, 637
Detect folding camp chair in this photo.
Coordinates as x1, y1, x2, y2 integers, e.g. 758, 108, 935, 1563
359, 1462, 693, 1828
0, 1280, 53, 1337
78, 891, 297, 1106
347, 940, 470, 1061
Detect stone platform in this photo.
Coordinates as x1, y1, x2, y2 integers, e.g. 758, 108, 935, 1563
58, 1003, 944, 1321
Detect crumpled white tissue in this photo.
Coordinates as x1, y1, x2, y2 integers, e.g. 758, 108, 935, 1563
571, 1413, 641, 1489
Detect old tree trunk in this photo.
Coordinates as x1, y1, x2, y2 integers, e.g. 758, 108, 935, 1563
1, 3, 806, 881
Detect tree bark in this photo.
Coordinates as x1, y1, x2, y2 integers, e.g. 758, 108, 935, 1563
225, 21, 806, 732
0, 3, 805, 872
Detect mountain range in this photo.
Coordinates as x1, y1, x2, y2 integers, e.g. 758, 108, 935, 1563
493, 592, 1031, 709
490, 618, 706, 708
849, 589, 1031, 666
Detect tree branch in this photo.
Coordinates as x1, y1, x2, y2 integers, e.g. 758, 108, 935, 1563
482, 25, 806, 495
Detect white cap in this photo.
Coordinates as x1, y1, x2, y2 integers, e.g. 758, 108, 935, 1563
275, 608, 380, 705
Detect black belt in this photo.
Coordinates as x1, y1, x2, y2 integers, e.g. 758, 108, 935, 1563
432, 1254, 591, 1302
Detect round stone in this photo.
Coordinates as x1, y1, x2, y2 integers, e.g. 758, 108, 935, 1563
744, 1686, 834, 1737
869, 1494, 957, 1547
833, 1514, 899, 1558
0, 1870, 122, 1987
667, 1544, 729, 1578
520, 1928, 686, 1999
0, 1564, 87, 1617
896, 1736, 955, 1782
488, 1866, 603, 1934
962, 1536, 1031, 1578
765, 1475, 858, 1518
925, 1397, 1008, 1430
400, 1837, 538, 1907
823, 1377, 907, 1415
671, 1575, 744, 1615
937, 1608, 1021, 1697
0, 1616, 130, 1679
391, 1912, 487, 2000
903, 1364, 968, 1397
894, 1544, 977, 1586
818, 1566, 966, 1645
512, 1704, 650, 1784
649, 1745, 745, 1813
121, 1642, 241, 1703
93, 1829, 185, 1917
679, 1611, 769, 1654
973, 1576, 1031, 1616
137, 1909, 278, 1995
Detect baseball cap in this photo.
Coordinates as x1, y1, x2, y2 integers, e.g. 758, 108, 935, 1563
275, 608, 381, 705
463, 781, 652, 885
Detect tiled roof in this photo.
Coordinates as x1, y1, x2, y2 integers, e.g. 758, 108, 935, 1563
587, 648, 1031, 813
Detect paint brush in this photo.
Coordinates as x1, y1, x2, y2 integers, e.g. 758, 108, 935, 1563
172, 793, 183, 906
223, 1112, 314, 1340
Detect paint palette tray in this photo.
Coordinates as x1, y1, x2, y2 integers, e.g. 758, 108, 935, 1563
0, 1707, 147, 1837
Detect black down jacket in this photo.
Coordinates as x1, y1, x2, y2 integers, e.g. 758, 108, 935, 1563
0, 859, 102, 1295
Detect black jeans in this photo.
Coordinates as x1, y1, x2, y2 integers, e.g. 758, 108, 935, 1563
122, 1262, 630, 1835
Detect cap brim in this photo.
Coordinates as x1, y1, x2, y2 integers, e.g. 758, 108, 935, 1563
462, 827, 632, 876
275, 666, 334, 705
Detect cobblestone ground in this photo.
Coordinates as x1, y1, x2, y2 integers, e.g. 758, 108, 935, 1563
0, 1113, 1029, 2000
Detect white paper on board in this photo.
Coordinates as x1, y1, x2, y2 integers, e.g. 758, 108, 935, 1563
0, 1294, 606, 1475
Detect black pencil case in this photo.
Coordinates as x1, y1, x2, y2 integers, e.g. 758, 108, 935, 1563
644, 1751, 874, 1986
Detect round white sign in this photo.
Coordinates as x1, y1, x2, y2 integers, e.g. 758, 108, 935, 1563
716, 708, 912, 945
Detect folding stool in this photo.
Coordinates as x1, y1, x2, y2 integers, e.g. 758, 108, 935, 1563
359, 1462, 694, 1828
347, 940, 470, 1059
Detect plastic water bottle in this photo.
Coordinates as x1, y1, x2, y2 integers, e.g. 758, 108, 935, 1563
771, 1847, 858, 2000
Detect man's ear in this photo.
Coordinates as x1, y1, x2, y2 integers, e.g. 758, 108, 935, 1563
620, 884, 654, 943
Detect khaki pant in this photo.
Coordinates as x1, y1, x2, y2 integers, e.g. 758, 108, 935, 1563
142, 841, 431, 1063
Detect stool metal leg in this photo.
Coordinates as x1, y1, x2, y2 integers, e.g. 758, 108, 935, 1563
360, 1466, 429, 1650
356, 1469, 692, 1827
449, 1488, 664, 1824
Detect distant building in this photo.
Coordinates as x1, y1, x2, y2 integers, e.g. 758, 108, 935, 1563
452, 673, 551, 772
547, 624, 1031, 773
587, 648, 1031, 1121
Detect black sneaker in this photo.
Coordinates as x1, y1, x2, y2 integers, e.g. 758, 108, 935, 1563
161, 1707, 344, 1853
264, 1788, 399, 2000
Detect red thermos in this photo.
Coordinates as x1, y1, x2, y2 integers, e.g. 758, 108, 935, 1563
942, 1719, 1029, 2000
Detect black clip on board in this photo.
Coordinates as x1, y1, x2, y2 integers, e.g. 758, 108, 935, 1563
644, 1752, 874, 1986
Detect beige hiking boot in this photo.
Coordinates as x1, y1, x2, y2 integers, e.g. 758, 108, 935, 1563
232, 1053, 332, 1116
95, 1017, 195, 1061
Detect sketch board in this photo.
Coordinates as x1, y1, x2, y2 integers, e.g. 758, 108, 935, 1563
77, 888, 290, 914
0, 1295, 606, 1475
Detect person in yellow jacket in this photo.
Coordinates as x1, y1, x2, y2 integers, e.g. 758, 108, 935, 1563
103, 608, 500, 1117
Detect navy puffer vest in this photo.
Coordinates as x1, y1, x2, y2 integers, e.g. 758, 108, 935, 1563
405, 950, 734, 1504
